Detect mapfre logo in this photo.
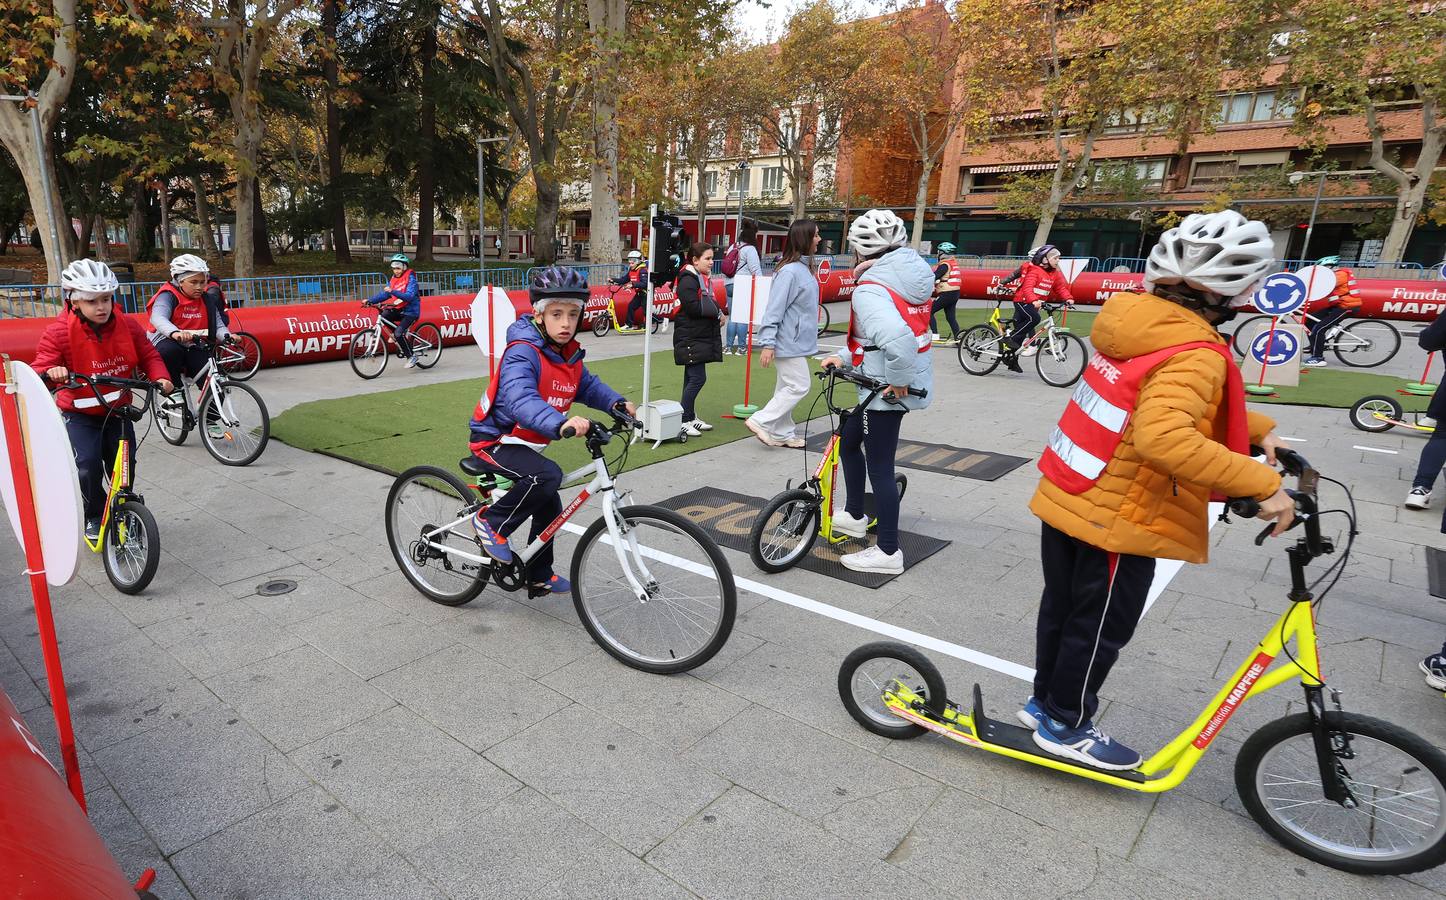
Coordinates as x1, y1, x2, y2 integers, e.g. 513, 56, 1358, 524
546, 379, 577, 409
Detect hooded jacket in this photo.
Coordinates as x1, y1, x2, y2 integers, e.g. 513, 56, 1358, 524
1029, 292, 1281, 563
848, 246, 935, 412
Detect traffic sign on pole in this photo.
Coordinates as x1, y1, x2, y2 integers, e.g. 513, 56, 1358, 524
1251, 272, 1308, 316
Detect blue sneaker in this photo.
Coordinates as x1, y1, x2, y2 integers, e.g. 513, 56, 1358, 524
1016, 696, 1046, 729
1033, 716, 1142, 771
471, 513, 512, 564
531, 574, 571, 594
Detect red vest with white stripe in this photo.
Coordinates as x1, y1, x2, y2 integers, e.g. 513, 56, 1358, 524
1038, 342, 1248, 494
381, 269, 414, 308
847, 281, 933, 366
145, 283, 208, 333
55, 312, 144, 416
470, 339, 581, 450
938, 258, 963, 292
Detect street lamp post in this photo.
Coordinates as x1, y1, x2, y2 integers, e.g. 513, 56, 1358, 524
477, 135, 507, 269
1289, 170, 1329, 261
733, 160, 749, 245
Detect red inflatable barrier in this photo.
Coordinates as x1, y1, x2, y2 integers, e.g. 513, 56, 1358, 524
0, 688, 138, 899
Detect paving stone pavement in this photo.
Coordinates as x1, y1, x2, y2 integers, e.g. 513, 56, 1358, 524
4, 326, 1446, 899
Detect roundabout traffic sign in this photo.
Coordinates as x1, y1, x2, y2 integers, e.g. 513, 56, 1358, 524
1249, 328, 1300, 366
1252, 272, 1308, 316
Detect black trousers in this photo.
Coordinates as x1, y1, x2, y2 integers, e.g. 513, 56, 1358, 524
839, 409, 904, 554
1033, 522, 1156, 728
1307, 305, 1351, 357
476, 443, 563, 581
1007, 301, 1041, 350
382, 309, 418, 357
931, 292, 960, 337
64, 412, 134, 520
680, 363, 707, 421
626, 291, 646, 328
154, 337, 211, 385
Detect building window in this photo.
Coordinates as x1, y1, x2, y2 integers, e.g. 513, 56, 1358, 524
740, 124, 760, 155
1188, 150, 1289, 187
677, 175, 692, 200
702, 171, 719, 198
778, 110, 798, 147
707, 130, 725, 158
761, 166, 786, 197
1215, 88, 1300, 125
728, 168, 749, 199
1088, 158, 1169, 190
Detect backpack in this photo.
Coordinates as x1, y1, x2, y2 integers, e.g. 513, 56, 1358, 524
720, 241, 742, 278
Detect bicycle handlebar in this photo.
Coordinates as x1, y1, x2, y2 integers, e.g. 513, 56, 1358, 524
56, 373, 163, 420
1226, 447, 1324, 555
559, 406, 641, 446
817, 364, 928, 400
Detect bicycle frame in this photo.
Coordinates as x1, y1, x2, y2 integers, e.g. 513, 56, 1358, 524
85, 438, 136, 553
986, 302, 1065, 350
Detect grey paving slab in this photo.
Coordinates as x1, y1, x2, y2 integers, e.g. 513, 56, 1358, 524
204, 645, 394, 752
290, 597, 454, 679
351, 569, 474, 626
142, 600, 305, 680
646, 786, 920, 898
0, 638, 45, 713
93, 702, 309, 854
408, 786, 690, 900
229, 563, 369, 625
291, 530, 402, 587
432, 593, 599, 678
84, 785, 196, 900
370, 643, 571, 752
291, 705, 521, 854
171, 785, 447, 900
0, 584, 144, 680
541, 649, 751, 750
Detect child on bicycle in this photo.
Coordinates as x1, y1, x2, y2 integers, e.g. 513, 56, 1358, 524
1022, 210, 1296, 770
1004, 244, 1072, 372
36, 259, 173, 541
148, 254, 232, 386
363, 253, 422, 367
819, 209, 934, 576
609, 249, 649, 328
467, 266, 636, 593
1301, 255, 1361, 367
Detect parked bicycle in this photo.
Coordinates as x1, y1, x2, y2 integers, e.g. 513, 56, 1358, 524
956, 301, 1088, 387
384, 409, 737, 674
1231, 312, 1400, 368
152, 337, 270, 467
348, 305, 443, 379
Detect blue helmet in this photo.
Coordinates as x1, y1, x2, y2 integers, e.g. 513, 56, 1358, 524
937, 242, 956, 254
388, 253, 410, 267
1317, 255, 1341, 267
529, 265, 589, 311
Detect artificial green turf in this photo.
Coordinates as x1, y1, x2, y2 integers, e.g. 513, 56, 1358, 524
1245, 368, 1430, 410
272, 349, 834, 480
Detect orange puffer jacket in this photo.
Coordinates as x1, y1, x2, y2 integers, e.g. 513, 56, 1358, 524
1029, 292, 1282, 563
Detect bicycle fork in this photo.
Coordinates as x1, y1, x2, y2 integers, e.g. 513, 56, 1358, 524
602, 493, 656, 602
1305, 684, 1359, 808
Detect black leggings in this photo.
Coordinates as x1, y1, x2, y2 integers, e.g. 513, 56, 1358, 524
680, 363, 707, 421
1307, 305, 1351, 357
64, 412, 134, 520
1412, 429, 1446, 491
476, 443, 563, 581
931, 292, 960, 338
154, 337, 211, 385
1008, 301, 1041, 350
383, 309, 418, 357
839, 408, 904, 554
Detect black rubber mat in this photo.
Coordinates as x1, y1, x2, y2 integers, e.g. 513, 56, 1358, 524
653, 486, 951, 588
801, 431, 1029, 482
1428, 547, 1446, 600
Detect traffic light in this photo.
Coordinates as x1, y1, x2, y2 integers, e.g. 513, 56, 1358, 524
650, 213, 690, 286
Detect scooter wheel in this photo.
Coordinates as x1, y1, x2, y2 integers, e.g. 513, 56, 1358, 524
838, 642, 947, 740
1349, 395, 1401, 433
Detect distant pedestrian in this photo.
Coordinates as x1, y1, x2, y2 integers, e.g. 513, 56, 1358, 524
747, 219, 820, 448
673, 241, 723, 437
724, 221, 762, 354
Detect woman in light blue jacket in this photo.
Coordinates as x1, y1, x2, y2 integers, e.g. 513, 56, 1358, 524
746, 220, 820, 448
819, 209, 934, 576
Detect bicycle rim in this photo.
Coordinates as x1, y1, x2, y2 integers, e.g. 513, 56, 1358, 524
154, 393, 189, 444
957, 325, 1002, 375
413, 323, 442, 368
1035, 332, 1087, 387
1333, 321, 1400, 368
350, 329, 387, 378
572, 505, 735, 673
385, 467, 487, 605
1230, 315, 1273, 358
843, 649, 939, 737
1252, 725, 1446, 867
103, 502, 159, 594
1350, 396, 1400, 433
750, 490, 819, 572
200, 383, 269, 466
222, 333, 262, 380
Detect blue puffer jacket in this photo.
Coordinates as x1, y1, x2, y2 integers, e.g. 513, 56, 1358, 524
469, 316, 625, 446
367, 271, 421, 317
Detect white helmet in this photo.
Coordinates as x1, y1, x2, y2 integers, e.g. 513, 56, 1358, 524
60, 258, 118, 295
626, 249, 642, 262
1145, 210, 1275, 299
848, 209, 908, 257
169, 253, 209, 279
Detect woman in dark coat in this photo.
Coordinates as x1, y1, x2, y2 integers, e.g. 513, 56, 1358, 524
1404, 311, 1446, 526
673, 241, 722, 436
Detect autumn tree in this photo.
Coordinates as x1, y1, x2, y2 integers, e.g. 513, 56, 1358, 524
1282, 0, 1444, 263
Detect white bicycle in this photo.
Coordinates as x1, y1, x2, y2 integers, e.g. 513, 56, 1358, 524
152, 337, 271, 466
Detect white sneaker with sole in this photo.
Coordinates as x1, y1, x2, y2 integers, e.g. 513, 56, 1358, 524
745, 417, 784, 447
831, 510, 869, 538
405, 356, 419, 369
1423, 417, 1438, 429
1406, 487, 1432, 510
690, 418, 714, 432
1019, 345, 1038, 357
840, 545, 904, 575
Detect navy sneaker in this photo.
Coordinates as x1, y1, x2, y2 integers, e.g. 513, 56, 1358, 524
471, 513, 512, 564
1033, 715, 1142, 771
1016, 696, 1046, 729
531, 574, 571, 595
84, 518, 102, 542
1421, 653, 1446, 691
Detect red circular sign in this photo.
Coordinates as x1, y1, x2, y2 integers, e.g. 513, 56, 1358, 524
817, 259, 831, 282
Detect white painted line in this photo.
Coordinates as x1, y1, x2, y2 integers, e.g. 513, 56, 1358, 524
1353, 445, 1399, 455
561, 520, 1035, 682
1281, 436, 1307, 443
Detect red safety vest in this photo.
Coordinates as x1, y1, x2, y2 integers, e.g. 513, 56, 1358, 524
145, 283, 208, 333
1038, 341, 1248, 494
469, 339, 582, 451
55, 312, 145, 415
381, 270, 414, 307
627, 264, 646, 286
847, 281, 933, 366
939, 258, 963, 292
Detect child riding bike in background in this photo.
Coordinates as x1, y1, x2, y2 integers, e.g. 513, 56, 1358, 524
467, 266, 636, 594
364, 253, 422, 368
147, 254, 232, 386
1301, 255, 1361, 368
608, 249, 649, 328
1005, 245, 1073, 372
1022, 210, 1296, 770
35, 259, 173, 541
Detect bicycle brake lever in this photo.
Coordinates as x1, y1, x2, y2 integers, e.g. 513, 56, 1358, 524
1254, 513, 1306, 547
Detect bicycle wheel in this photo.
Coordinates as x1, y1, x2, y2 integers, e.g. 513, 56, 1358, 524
957, 324, 1003, 375
748, 488, 820, 574
349, 328, 387, 379
219, 332, 262, 381
1236, 711, 1446, 875
1035, 331, 1088, 388
411, 322, 442, 369
592, 314, 612, 337
571, 504, 736, 674
1230, 315, 1275, 358
818, 303, 831, 336
1349, 395, 1402, 433
838, 642, 946, 740
153, 391, 190, 445
199, 382, 269, 466
1332, 320, 1401, 368
385, 465, 488, 606
103, 500, 160, 595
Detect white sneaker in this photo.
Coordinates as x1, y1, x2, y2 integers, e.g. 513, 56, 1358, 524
840, 545, 904, 575
1406, 487, 1432, 510
832, 510, 869, 539
1019, 345, 1038, 357
405, 356, 419, 369
745, 417, 784, 447
1422, 417, 1438, 429
681, 421, 702, 438
689, 418, 714, 432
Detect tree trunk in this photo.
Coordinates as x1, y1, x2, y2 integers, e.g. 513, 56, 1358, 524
586, 0, 625, 267
192, 176, 221, 258
251, 184, 274, 267
695, 159, 708, 242
158, 182, 173, 258
323, 0, 350, 263
499, 203, 510, 260
910, 159, 934, 248
127, 180, 155, 262
1375, 101, 1442, 264
0, 122, 73, 280
533, 177, 561, 265
414, 21, 439, 264
77, 213, 94, 258
1032, 128, 1100, 249
92, 215, 107, 260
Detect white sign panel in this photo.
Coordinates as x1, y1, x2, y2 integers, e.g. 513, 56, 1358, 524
1239, 322, 1306, 388
0, 362, 82, 586
471, 285, 518, 366
1294, 265, 1336, 304
732, 275, 772, 327
1057, 257, 1089, 284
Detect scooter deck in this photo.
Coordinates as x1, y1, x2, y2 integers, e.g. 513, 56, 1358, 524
887, 682, 1148, 784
